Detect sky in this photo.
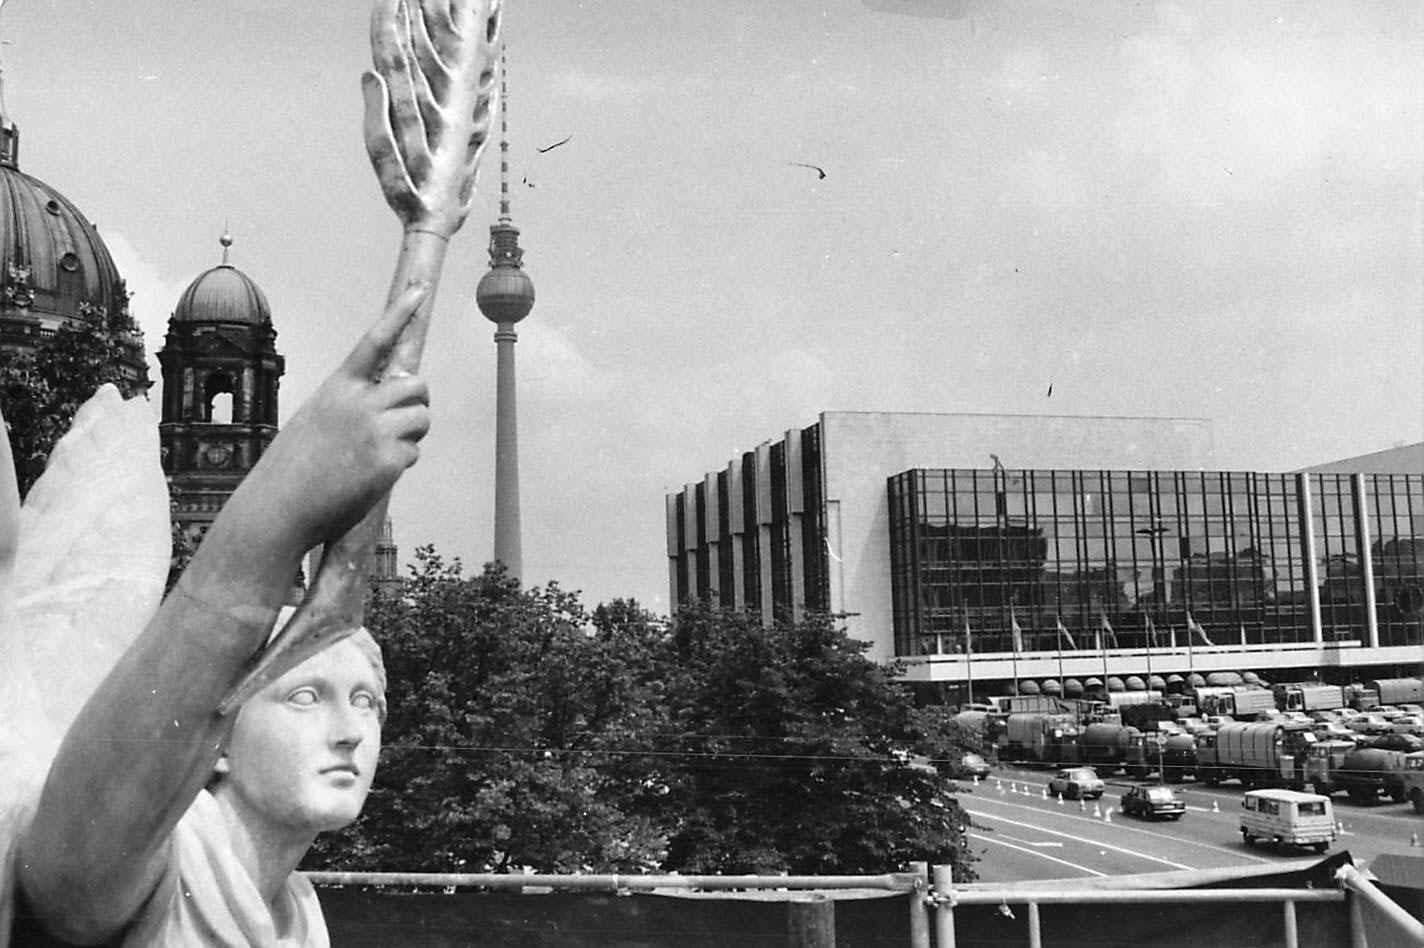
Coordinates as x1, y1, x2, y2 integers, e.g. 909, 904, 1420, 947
3, 1, 1420, 616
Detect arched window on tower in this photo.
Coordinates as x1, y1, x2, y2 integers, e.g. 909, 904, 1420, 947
203, 371, 236, 424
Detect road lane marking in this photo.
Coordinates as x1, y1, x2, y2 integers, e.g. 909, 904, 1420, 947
972, 833, 1109, 877
963, 796, 1274, 863
965, 809, 1196, 869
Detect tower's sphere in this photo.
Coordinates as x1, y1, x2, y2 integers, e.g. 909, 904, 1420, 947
477, 264, 535, 325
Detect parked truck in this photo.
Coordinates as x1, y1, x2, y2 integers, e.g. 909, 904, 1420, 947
1368, 677, 1424, 707
1274, 684, 1345, 714
1195, 721, 1317, 789
995, 712, 1079, 764
1331, 747, 1410, 805
1402, 752, 1424, 815
1123, 728, 1198, 782
1074, 722, 1138, 775
1196, 685, 1276, 719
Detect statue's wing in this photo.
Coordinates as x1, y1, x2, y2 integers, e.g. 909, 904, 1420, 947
0, 385, 171, 805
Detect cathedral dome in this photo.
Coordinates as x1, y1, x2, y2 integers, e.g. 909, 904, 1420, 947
172, 236, 271, 326
0, 163, 128, 321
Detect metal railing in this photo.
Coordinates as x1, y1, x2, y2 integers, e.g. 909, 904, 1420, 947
308, 859, 1424, 948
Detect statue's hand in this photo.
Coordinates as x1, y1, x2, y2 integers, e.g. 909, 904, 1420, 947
228, 285, 431, 559
362, 0, 501, 235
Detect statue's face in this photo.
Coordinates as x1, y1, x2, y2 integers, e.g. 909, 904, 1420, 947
218, 637, 383, 836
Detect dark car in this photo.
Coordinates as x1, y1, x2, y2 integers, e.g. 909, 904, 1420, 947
1365, 733, 1424, 753
1121, 785, 1186, 821
1048, 767, 1105, 800
956, 752, 992, 780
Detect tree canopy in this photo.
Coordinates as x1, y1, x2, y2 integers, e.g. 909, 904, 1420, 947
306, 548, 977, 882
0, 312, 142, 497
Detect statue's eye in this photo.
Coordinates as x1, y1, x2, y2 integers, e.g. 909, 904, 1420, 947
287, 687, 319, 707
351, 690, 378, 711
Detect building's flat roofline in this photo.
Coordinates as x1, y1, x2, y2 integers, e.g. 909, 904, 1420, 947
820, 409, 1212, 425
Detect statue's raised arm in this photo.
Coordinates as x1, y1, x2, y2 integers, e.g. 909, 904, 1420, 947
11, 2, 501, 943
216, 0, 501, 715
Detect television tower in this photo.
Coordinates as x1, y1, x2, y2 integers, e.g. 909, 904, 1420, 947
475, 47, 535, 580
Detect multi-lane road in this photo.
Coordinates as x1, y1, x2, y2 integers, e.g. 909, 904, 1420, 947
955, 762, 1424, 884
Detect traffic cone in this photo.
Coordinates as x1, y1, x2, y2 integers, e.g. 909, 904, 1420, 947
1212, 800, 1219, 813
1057, 793, 1064, 806
973, 775, 980, 786
1104, 808, 1112, 823
1094, 803, 1102, 818
1411, 833, 1419, 848
996, 779, 1004, 793
1078, 798, 1085, 811
1042, 787, 1048, 799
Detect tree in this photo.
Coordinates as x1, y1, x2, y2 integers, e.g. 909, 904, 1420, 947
307, 548, 671, 873
1, 309, 142, 497
307, 559, 976, 883
658, 602, 976, 880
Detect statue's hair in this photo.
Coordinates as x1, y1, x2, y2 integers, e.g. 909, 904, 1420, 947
268, 605, 388, 722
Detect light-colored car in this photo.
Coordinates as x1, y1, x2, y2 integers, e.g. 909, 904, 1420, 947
1048, 766, 1105, 800
1347, 714, 1393, 736
1203, 715, 1235, 730
1177, 716, 1211, 736
1311, 721, 1357, 742
1389, 715, 1424, 736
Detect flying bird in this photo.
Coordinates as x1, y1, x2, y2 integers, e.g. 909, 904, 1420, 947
537, 135, 572, 154
789, 161, 827, 179
1046, 383, 1053, 397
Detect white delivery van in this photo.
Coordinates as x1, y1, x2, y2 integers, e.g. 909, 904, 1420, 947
1239, 788, 1336, 853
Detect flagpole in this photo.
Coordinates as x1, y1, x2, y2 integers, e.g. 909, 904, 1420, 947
1055, 615, 1065, 689
1010, 606, 1023, 696
1186, 611, 1195, 677
1144, 612, 1154, 694
964, 613, 975, 706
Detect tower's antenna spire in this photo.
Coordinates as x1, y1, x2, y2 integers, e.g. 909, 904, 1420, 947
497, 43, 511, 224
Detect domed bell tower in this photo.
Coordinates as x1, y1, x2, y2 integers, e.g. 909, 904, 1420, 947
157, 232, 284, 543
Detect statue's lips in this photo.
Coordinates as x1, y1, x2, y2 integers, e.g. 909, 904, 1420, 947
320, 763, 361, 777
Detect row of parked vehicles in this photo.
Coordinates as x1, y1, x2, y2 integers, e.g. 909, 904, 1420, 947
959, 675, 1424, 814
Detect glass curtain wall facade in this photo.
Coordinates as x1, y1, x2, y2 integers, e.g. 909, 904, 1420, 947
888, 468, 1424, 658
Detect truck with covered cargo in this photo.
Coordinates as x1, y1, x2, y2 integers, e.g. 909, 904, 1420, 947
1368, 677, 1424, 707
1273, 684, 1344, 713
994, 712, 1078, 764
1195, 685, 1277, 719
1195, 721, 1316, 789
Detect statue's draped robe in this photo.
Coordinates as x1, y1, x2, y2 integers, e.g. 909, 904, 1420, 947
0, 386, 328, 945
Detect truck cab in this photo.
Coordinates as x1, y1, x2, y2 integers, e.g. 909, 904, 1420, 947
1240, 789, 1336, 853
1400, 751, 1424, 815
1304, 740, 1356, 796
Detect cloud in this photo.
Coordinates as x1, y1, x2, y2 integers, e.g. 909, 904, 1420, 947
101, 231, 188, 394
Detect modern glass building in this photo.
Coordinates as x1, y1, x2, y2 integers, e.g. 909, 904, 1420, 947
887, 468, 1423, 657
667, 411, 1423, 694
